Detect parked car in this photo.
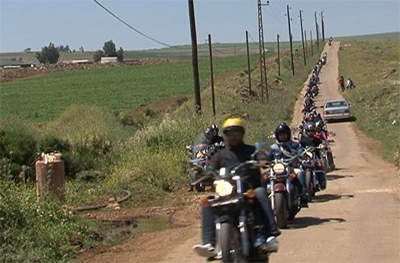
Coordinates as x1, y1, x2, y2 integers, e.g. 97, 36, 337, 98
323, 99, 352, 122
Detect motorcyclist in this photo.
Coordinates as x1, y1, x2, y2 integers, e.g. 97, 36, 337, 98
299, 121, 326, 190
315, 121, 336, 171
205, 124, 225, 145
314, 121, 330, 141
264, 122, 309, 206
193, 118, 281, 259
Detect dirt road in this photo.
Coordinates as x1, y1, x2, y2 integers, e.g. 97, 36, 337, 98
79, 42, 399, 263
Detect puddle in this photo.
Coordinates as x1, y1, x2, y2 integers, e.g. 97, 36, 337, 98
104, 216, 173, 239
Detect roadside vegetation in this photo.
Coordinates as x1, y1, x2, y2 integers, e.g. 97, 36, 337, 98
338, 38, 400, 166
1, 41, 323, 262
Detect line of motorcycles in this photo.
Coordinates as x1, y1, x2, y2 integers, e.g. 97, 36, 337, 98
187, 53, 334, 262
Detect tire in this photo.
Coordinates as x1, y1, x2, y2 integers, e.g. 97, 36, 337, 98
220, 222, 240, 263
327, 151, 335, 170
274, 192, 288, 228
306, 170, 314, 202
194, 183, 205, 192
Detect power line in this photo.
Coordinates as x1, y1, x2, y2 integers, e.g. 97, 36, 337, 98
265, 4, 286, 25
93, 0, 171, 48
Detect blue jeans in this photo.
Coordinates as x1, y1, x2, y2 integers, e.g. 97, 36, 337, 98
201, 187, 280, 245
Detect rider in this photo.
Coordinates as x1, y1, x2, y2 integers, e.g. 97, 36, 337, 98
193, 118, 281, 259
264, 122, 309, 206
205, 124, 225, 145
299, 121, 326, 190
315, 121, 336, 171
314, 121, 330, 141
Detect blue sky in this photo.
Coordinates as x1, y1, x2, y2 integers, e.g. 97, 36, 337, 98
0, 0, 399, 52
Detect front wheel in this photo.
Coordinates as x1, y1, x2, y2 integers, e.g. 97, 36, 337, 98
306, 170, 314, 201
274, 192, 288, 228
220, 222, 240, 263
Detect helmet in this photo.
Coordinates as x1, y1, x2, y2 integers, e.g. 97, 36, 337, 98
274, 122, 291, 143
222, 118, 245, 134
304, 121, 316, 132
210, 124, 219, 134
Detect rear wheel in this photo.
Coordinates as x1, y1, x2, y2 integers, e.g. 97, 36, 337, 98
274, 192, 288, 228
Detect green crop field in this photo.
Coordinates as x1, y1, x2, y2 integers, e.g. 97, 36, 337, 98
0, 53, 264, 122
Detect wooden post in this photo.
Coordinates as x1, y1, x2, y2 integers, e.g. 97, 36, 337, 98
208, 34, 216, 116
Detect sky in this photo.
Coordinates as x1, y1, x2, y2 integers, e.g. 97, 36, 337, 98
0, 0, 399, 53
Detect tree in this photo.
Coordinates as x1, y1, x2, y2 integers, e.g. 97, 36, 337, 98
79, 46, 85, 52
24, 48, 31, 53
117, 47, 124, 62
103, 40, 117, 57
35, 42, 60, 64
93, 50, 104, 62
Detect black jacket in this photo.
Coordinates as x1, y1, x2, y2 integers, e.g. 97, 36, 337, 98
210, 135, 225, 145
299, 136, 322, 158
209, 143, 261, 188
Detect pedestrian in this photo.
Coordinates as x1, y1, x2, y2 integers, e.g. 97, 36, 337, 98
339, 76, 345, 92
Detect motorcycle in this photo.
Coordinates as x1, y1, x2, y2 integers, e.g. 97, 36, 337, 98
197, 158, 271, 263
186, 133, 217, 192
256, 141, 303, 229
301, 147, 325, 201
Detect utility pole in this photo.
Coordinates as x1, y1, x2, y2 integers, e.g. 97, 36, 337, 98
310, 30, 313, 55
246, 31, 252, 96
321, 11, 325, 42
188, 0, 201, 113
315, 11, 319, 50
287, 5, 295, 75
277, 34, 280, 76
299, 10, 306, 65
257, 0, 268, 101
304, 30, 308, 58
208, 34, 216, 116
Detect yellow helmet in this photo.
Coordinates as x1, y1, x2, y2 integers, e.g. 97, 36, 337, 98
222, 118, 245, 134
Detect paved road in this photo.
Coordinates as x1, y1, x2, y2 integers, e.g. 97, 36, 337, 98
80, 42, 400, 263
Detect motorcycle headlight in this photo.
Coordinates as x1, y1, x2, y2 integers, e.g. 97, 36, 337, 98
196, 151, 204, 158
272, 163, 286, 174
214, 180, 234, 197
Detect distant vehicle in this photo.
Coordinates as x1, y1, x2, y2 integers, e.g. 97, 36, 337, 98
322, 99, 352, 122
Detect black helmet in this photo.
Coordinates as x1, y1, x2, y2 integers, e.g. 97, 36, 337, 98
210, 124, 219, 134
274, 122, 291, 143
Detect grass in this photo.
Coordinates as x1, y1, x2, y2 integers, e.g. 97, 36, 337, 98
338, 39, 400, 166
0, 54, 264, 122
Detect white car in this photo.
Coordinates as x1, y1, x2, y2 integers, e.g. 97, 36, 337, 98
323, 99, 352, 122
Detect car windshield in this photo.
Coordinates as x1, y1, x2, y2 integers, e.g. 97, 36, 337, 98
326, 101, 347, 108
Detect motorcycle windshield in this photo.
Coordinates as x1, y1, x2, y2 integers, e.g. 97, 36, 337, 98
255, 140, 273, 152
190, 132, 210, 157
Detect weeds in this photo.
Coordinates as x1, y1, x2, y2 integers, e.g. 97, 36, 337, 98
339, 40, 400, 166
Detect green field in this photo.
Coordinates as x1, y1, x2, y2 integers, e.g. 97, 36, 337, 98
0, 54, 264, 122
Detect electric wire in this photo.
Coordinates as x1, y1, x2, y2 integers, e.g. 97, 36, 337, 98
93, 0, 171, 47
